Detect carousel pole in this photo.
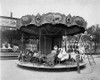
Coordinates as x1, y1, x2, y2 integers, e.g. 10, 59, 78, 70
39, 29, 41, 54
76, 34, 82, 73
21, 33, 24, 52
65, 31, 67, 52
19, 32, 24, 55
44, 36, 46, 54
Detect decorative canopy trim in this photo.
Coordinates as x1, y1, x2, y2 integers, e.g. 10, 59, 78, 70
17, 13, 87, 29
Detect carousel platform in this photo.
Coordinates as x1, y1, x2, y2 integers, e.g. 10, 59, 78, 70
16, 61, 86, 70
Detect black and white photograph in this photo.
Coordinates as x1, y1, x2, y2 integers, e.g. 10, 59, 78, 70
0, 0, 100, 80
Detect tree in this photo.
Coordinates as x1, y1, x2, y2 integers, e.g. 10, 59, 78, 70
86, 24, 100, 54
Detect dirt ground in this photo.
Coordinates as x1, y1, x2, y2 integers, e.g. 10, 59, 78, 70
0, 56, 100, 80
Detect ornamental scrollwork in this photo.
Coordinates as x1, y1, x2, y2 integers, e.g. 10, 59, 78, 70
19, 13, 87, 29
66, 14, 72, 24
53, 13, 63, 23
75, 16, 84, 27
35, 13, 41, 25
45, 13, 54, 23
21, 15, 32, 25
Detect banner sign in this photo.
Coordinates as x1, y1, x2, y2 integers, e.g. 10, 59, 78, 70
0, 17, 17, 27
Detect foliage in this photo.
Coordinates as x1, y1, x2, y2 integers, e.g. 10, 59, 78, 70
85, 24, 100, 53
87, 24, 100, 43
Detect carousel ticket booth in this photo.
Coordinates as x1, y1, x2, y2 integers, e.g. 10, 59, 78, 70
17, 13, 87, 72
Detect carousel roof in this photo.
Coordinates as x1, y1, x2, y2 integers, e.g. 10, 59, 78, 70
17, 13, 87, 36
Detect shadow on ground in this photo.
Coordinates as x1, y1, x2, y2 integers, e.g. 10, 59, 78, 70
17, 64, 86, 72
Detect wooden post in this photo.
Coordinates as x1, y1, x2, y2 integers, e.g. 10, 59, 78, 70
75, 34, 83, 73
76, 53, 80, 73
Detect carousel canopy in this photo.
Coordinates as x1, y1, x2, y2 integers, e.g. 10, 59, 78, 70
17, 13, 87, 36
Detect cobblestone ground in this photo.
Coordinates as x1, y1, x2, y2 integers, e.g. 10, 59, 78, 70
0, 56, 100, 80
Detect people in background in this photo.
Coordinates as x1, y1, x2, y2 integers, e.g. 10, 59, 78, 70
2, 42, 12, 49
78, 42, 85, 61
51, 45, 59, 55
2, 43, 6, 49
13, 45, 19, 52
7, 43, 12, 49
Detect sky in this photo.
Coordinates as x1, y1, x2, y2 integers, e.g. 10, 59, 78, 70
0, 0, 100, 27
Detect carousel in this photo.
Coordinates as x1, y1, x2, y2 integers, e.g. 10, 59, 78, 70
16, 13, 87, 72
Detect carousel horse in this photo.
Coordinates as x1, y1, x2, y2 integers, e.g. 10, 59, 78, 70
69, 45, 79, 62
18, 50, 27, 62
70, 51, 77, 62
69, 44, 85, 62
27, 50, 42, 64
43, 46, 59, 66
44, 52, 57, 66
57, 47, 69, 61
18, 49, 34, 62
